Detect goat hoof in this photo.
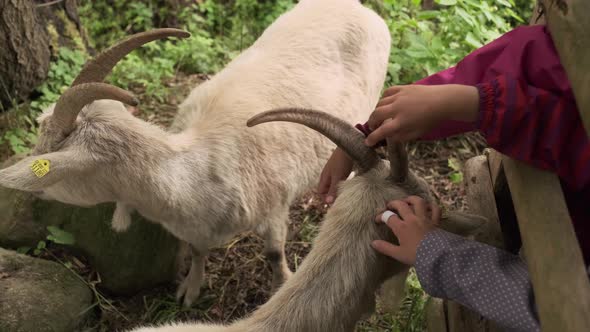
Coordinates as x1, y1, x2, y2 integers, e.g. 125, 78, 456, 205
175, 281, 201, 307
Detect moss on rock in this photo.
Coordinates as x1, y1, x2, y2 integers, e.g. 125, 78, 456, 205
0, 248, 93, 332
0, 152, 179, 295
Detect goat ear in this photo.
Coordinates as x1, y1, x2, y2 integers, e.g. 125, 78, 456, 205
0, 151, 92, 191
439, 211, 487, 237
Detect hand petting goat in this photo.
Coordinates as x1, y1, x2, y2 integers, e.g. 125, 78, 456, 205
372, 195, 441, 265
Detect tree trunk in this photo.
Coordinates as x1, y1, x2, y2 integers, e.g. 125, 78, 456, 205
0, 0, 50, 111
0, 0, 88, 112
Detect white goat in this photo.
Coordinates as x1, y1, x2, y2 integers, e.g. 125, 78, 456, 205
127, 109, 485, 332
0, 0, 391, 306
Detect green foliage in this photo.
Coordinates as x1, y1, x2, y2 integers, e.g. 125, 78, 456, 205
448, 157, 464, 183
30, 47, 87, 113
366, 0, 533, 85
356, 269, 428, 332
34, 240, 47, 256
1, 125, 38, 155
79, 1, 216, 103
392, 269, 428, 332
46, 225, 76, 245
76, 0, 299, 102
16, 226, 76, 256
0, 47, 86, 155
199, 0, 295, 51
49, 0, 534, 111
299, 213, 321, 243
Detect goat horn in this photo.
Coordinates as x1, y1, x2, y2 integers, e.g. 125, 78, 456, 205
72, 28, 191, 86
385, 138, 408, 183
247, 108, 380, 173
52, 83, 139, 134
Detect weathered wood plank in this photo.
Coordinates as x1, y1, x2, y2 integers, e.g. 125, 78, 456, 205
424, 297, 447, 332
445, 155, 504, 332
486, 149, 522, 254
464, 156, 504, 248
502, 157, 590, 331
484, 149, 504, 192
540, 0, 590, 134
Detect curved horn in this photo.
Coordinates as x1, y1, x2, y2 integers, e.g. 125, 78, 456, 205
247, 108, 380, 173
385, 137, 408, 183
72, 28, 191, 86
52, 83, 139, 134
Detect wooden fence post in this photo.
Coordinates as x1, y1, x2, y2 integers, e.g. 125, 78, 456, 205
540, 0, 590, 133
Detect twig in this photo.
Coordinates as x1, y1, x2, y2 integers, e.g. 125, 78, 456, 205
44, 249, 130, 321
35, 0, 65, 8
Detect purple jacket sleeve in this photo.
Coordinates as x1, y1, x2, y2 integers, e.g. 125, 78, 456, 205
415, 229, 540, 332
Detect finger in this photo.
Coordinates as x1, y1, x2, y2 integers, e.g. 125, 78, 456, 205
325, 177, 340, 204
431, 203, 442, 225
396, 129, 421, 143
371, 240, 404, 260
382, 85, 403, 98
365, 119, 401, 147
386, 200, 414, 220
368, 105, 396, 130
374, 207, 387, 218
404, 196, 428, 219
376, 211, 403, 234
375, 94, 396, 108
317, 171, 331, 195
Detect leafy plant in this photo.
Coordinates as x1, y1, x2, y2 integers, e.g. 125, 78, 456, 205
364, 0, 532, 86
0, 47, 86, 155
46, 225, 76, 245
79, 1, 230, 103
17, 225, 76, 256
448, 157, 464, 183
30, 47, 87, 113
0, 126, 38, 155
392, 269, 428, 332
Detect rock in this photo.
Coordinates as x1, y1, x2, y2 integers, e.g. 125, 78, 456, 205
35, 198, 180, 295
0, 248, 93, 332
0, 185, 45, 248
0, 155, 180, 295
0, 154, 46, 248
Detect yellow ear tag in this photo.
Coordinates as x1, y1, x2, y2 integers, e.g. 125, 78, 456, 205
30, 159, 51, 178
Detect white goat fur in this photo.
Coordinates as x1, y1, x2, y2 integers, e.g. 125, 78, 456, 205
127, 150, 483, 332
0, 0, 391, 306
130, 162, 417, 332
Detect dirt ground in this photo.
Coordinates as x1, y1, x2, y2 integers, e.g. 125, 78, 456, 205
1, 73, 488, 332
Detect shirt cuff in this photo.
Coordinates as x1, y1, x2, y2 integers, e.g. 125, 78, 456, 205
475, 81, 496, 133
354, 122, 386, 147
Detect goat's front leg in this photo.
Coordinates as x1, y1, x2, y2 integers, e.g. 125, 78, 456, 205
176, 245, 208, 307
262, 210, 292, 291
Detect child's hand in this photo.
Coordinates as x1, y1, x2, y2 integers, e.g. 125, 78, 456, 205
372, 196, 441, 265
317, 148, 353, 204
365, 84, 479, 146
